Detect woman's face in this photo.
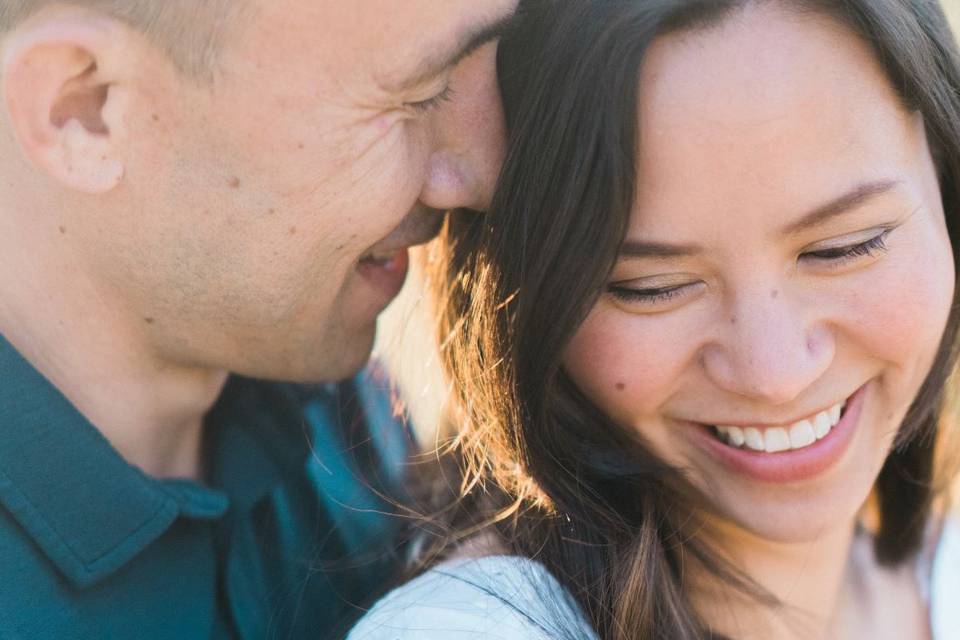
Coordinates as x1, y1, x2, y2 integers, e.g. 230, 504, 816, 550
563, 4, 955, 544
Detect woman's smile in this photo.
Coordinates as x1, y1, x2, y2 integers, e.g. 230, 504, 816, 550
711, 397, 846, 453
687, 383, 867, 484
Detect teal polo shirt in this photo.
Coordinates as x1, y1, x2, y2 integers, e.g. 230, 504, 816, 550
0, 335, 410, 639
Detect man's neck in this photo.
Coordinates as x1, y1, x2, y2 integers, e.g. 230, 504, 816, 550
0, 223, 227, 480
2, 323, 228, 480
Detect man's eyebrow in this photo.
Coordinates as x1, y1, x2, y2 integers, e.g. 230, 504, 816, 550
780, 179, 902, 235
394, 13, 516, 92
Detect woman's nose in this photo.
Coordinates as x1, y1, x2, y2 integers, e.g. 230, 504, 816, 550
701, 290, 835, 405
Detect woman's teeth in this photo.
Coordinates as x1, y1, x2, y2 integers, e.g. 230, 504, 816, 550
713, 400, 845, 453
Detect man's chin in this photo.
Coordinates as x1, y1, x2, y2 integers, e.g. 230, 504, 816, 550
318, 332, 378, 383
232, 328, 377, 384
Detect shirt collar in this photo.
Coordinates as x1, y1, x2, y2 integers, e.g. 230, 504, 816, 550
203, 376, 335, 510
0, 335, 227, 588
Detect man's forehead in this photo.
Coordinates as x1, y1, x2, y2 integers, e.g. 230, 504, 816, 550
373, 1, 517, 92
231, 0, 516, 100
298, 0, 516, 91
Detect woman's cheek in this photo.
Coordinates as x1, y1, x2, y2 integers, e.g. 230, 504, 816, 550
563, 304, 686, 426
834, 245, 953, 384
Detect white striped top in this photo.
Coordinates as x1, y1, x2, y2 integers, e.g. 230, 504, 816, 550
348, 518, 960, 639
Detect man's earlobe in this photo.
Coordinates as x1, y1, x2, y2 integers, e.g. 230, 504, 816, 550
3, 14, 130, 193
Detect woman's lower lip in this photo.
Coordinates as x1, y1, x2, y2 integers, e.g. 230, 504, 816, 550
356, 248, 410, 304
691, 383, 869, 484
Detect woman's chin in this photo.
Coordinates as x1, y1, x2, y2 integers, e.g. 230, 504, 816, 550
718, 494, 866, 547
701, 456, 884, 547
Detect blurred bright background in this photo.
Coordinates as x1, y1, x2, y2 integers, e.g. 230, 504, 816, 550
376, 0, 960, 446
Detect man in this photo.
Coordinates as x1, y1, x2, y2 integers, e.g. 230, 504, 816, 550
0, 0, 515, 638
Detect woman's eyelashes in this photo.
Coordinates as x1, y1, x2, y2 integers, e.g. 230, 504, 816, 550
607, 281, 702, 308
607, 228, 896, 309
799, 227, 893, 267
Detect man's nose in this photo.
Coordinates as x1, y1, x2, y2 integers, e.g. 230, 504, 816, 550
701, 288, 834, 405
419, 42, 505, 212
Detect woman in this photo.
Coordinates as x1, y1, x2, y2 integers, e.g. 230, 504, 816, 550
349, 0, 960, 638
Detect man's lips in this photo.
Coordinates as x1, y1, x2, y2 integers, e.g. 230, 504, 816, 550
360, 213, 445, 263
359, 251, 404, 267
356, 248, 411, 304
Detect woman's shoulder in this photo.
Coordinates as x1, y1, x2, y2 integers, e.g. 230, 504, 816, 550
930, 511, 960, 640
346, 555, 598, 640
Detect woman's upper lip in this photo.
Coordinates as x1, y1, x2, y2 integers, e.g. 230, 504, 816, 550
681, 392, 855, 430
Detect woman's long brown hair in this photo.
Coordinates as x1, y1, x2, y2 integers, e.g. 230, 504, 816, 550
415, 1, 960, 638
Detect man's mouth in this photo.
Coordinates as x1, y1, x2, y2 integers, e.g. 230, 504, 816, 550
353, 211, 443, 305
360, 211, 446, 267
359, 250, 405, 269
355, 247, 411, 304
707, 398, 848, 454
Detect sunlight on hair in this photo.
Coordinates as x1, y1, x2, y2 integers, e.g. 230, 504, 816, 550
373, 245, 452, 448
937, 362, 960, 508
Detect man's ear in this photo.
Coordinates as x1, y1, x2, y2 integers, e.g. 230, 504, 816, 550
3, 12, 133, 193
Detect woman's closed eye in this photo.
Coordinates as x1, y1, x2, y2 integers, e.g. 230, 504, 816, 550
607, 227, 897, 309
799, 227, 893, 267
606, 280, 704, 309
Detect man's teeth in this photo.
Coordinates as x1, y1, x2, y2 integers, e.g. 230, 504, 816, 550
362, 252, 396, 266
714, 399, 846, 453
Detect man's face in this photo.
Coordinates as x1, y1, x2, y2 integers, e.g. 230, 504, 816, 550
101, 0, 515, 381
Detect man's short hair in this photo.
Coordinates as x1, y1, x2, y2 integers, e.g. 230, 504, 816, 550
0, 1, 243, 78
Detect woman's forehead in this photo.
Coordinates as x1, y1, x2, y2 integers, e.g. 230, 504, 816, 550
631, 2, 930, 240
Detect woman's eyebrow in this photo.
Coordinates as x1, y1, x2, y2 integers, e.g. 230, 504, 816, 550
619, 178, 902, 259
779, 178, 902, 235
